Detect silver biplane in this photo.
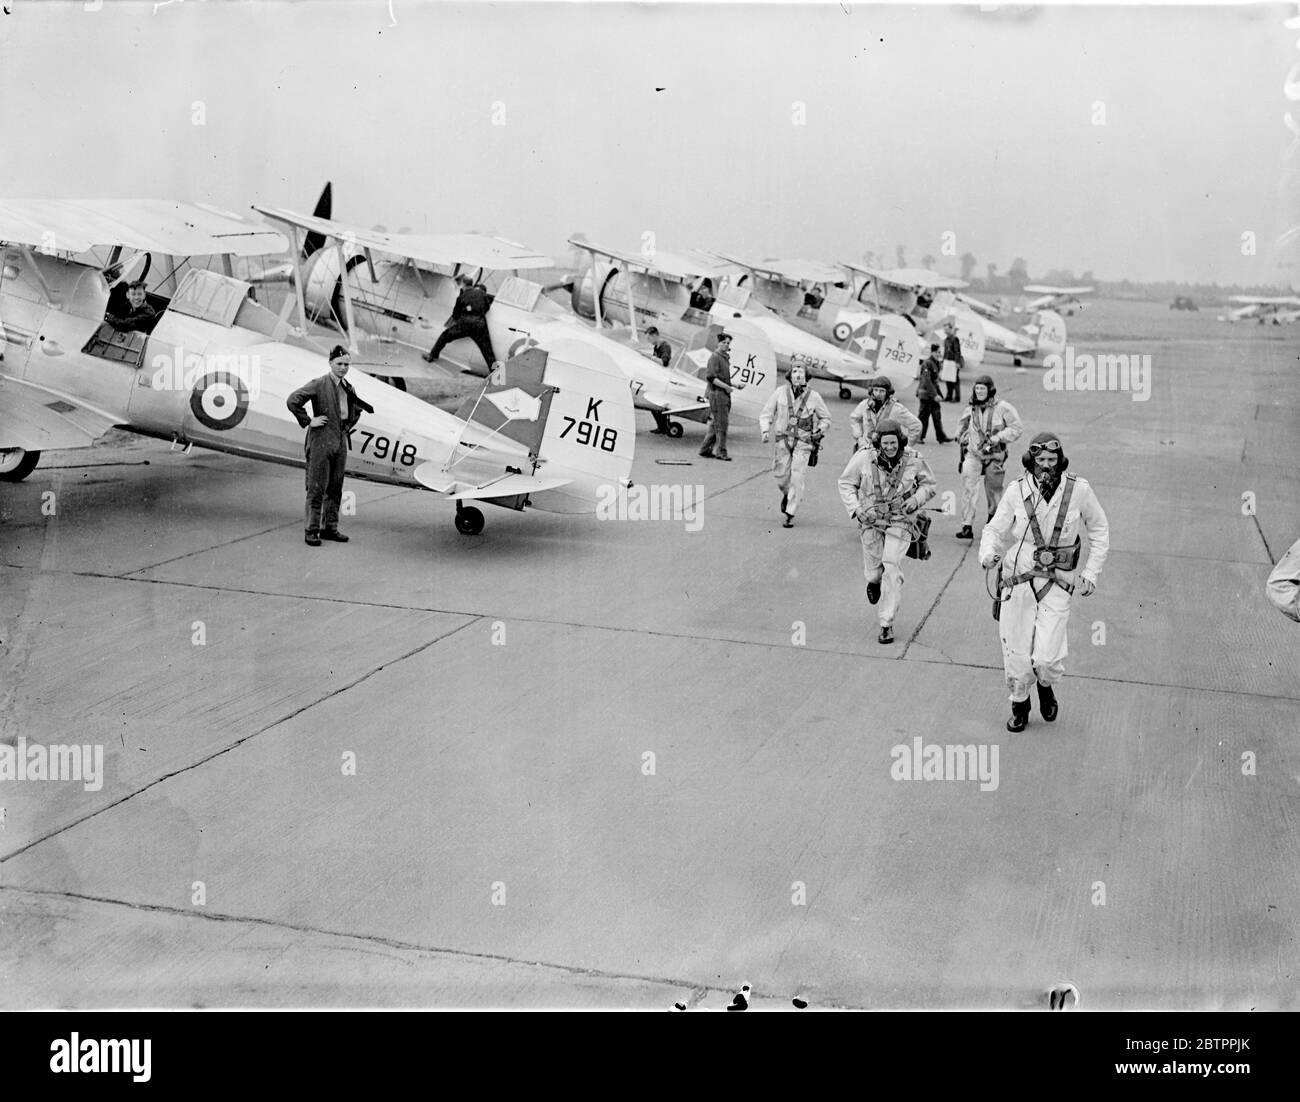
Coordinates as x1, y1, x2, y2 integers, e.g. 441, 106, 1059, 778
250, 205, 777, 440
0, 199, 634, 536
563, 235, 879, 401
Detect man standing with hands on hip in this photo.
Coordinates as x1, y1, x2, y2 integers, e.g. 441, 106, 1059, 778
287, 345, 375, 547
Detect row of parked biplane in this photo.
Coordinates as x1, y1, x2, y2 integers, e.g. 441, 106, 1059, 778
0, 186, 1084, 534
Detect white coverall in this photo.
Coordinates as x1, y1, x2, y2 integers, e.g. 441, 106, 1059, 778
980, 473, 1110, 702
839, 447, 937, 627
956, 398, 1023, 526
850, 397, 923, 450
1266, 537, 1300, 622
760, 383, 832, 517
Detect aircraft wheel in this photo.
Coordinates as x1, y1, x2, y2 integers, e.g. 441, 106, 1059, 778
667, 421, 684, 439
838, 386, 852, 400
455, 505, 485, 536
1013, 357, 1023, 367
0, 448, 40, 482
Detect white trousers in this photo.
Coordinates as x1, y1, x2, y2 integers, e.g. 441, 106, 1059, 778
960, 450, 1008, 525
999, 579, 1072, 701
773, 440, 813, 515
860, 524, 910, 627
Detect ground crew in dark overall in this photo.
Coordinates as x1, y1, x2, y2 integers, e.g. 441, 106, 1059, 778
699, 332, 741, 460
942, 321, 964, 402
286, 346, 375, 546
915, 342, 950, 444
979, 432, 1110, 731
423, 274, 498, 370
956, 375, 1023, 540
105, 280, 159, 335
644, 326, 676, 435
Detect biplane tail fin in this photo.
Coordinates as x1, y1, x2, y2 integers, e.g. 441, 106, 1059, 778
451, 340, 635, 514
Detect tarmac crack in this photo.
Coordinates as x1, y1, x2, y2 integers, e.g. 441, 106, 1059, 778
0, 615, 484, 865
900, 539, 972, 659
118, 489, 412, 576
0, 884, 844, 1009
3, 564, 1297, 703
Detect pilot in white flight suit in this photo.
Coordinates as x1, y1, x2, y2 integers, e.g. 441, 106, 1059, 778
980, 431, 1110, 731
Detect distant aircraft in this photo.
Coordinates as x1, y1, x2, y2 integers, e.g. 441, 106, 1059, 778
562, 236, 888, 400
972, 307, 1068, 367
954, 291, 1007, 319
0, 199, 634, 535
843, 264, 1067, 368
1016, 284, 1094, 315
840, 263, 987, 368
252, 205, 778, 439
1216, 295, 1300, 324
704, 252, 924, 394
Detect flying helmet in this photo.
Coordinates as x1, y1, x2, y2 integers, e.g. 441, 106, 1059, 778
870, 417, 907, 453
1021, 431, 1069, 472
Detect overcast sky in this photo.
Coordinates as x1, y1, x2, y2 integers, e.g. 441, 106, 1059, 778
1, 1, 1297, 285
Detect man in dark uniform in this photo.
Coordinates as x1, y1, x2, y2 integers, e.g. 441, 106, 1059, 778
915, 341, 950, 443
941, 320, 964, 403
698, 331, 741, 460
105, 280, 159, 335
644, 326, 676, 435
422, 273, 498, 371
286, 346, 375, 547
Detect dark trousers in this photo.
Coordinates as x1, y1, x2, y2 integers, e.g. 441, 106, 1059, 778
917, 398, 948, 442
305, 443, 347, 534
700, 390, 731, 456
944, 373, 961, 402
430, 317, 497, 369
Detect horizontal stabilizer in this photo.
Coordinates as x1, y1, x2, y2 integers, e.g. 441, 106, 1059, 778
412, 462, 571, 499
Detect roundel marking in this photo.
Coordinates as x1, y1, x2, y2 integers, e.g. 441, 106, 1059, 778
832, 321, 853, 343
190, 372, 250, 431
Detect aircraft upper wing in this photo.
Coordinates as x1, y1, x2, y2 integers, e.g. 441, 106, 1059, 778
842, 263, 968, 291
956, 292, 1001, 318
0, 199, 287, 256
1022, 284, 1095, 295
567, 234, 723, 281
712, 252, 845, 285
1228, 294, 1300, 305
255, 206, 553, 271
0, 373, 122, 453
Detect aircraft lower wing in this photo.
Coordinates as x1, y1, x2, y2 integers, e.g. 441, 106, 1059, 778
411, 462, 572, 500
0, 373, 121, 452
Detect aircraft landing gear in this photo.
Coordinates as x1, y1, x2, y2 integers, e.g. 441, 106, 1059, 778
838, 385, 852, 400
454, 501, 485, 536
0, 448, 40, 482
1012, 357, 1023, 367
666, 420, 684, 439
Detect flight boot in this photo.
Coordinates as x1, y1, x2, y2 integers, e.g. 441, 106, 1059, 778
1006, 698, 1031, 732
1037, 682, 1059, 722
956, 525, 974, 540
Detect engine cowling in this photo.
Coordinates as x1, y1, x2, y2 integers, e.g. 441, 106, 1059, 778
300, 245, 366, 325
570, 268, 597, 320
